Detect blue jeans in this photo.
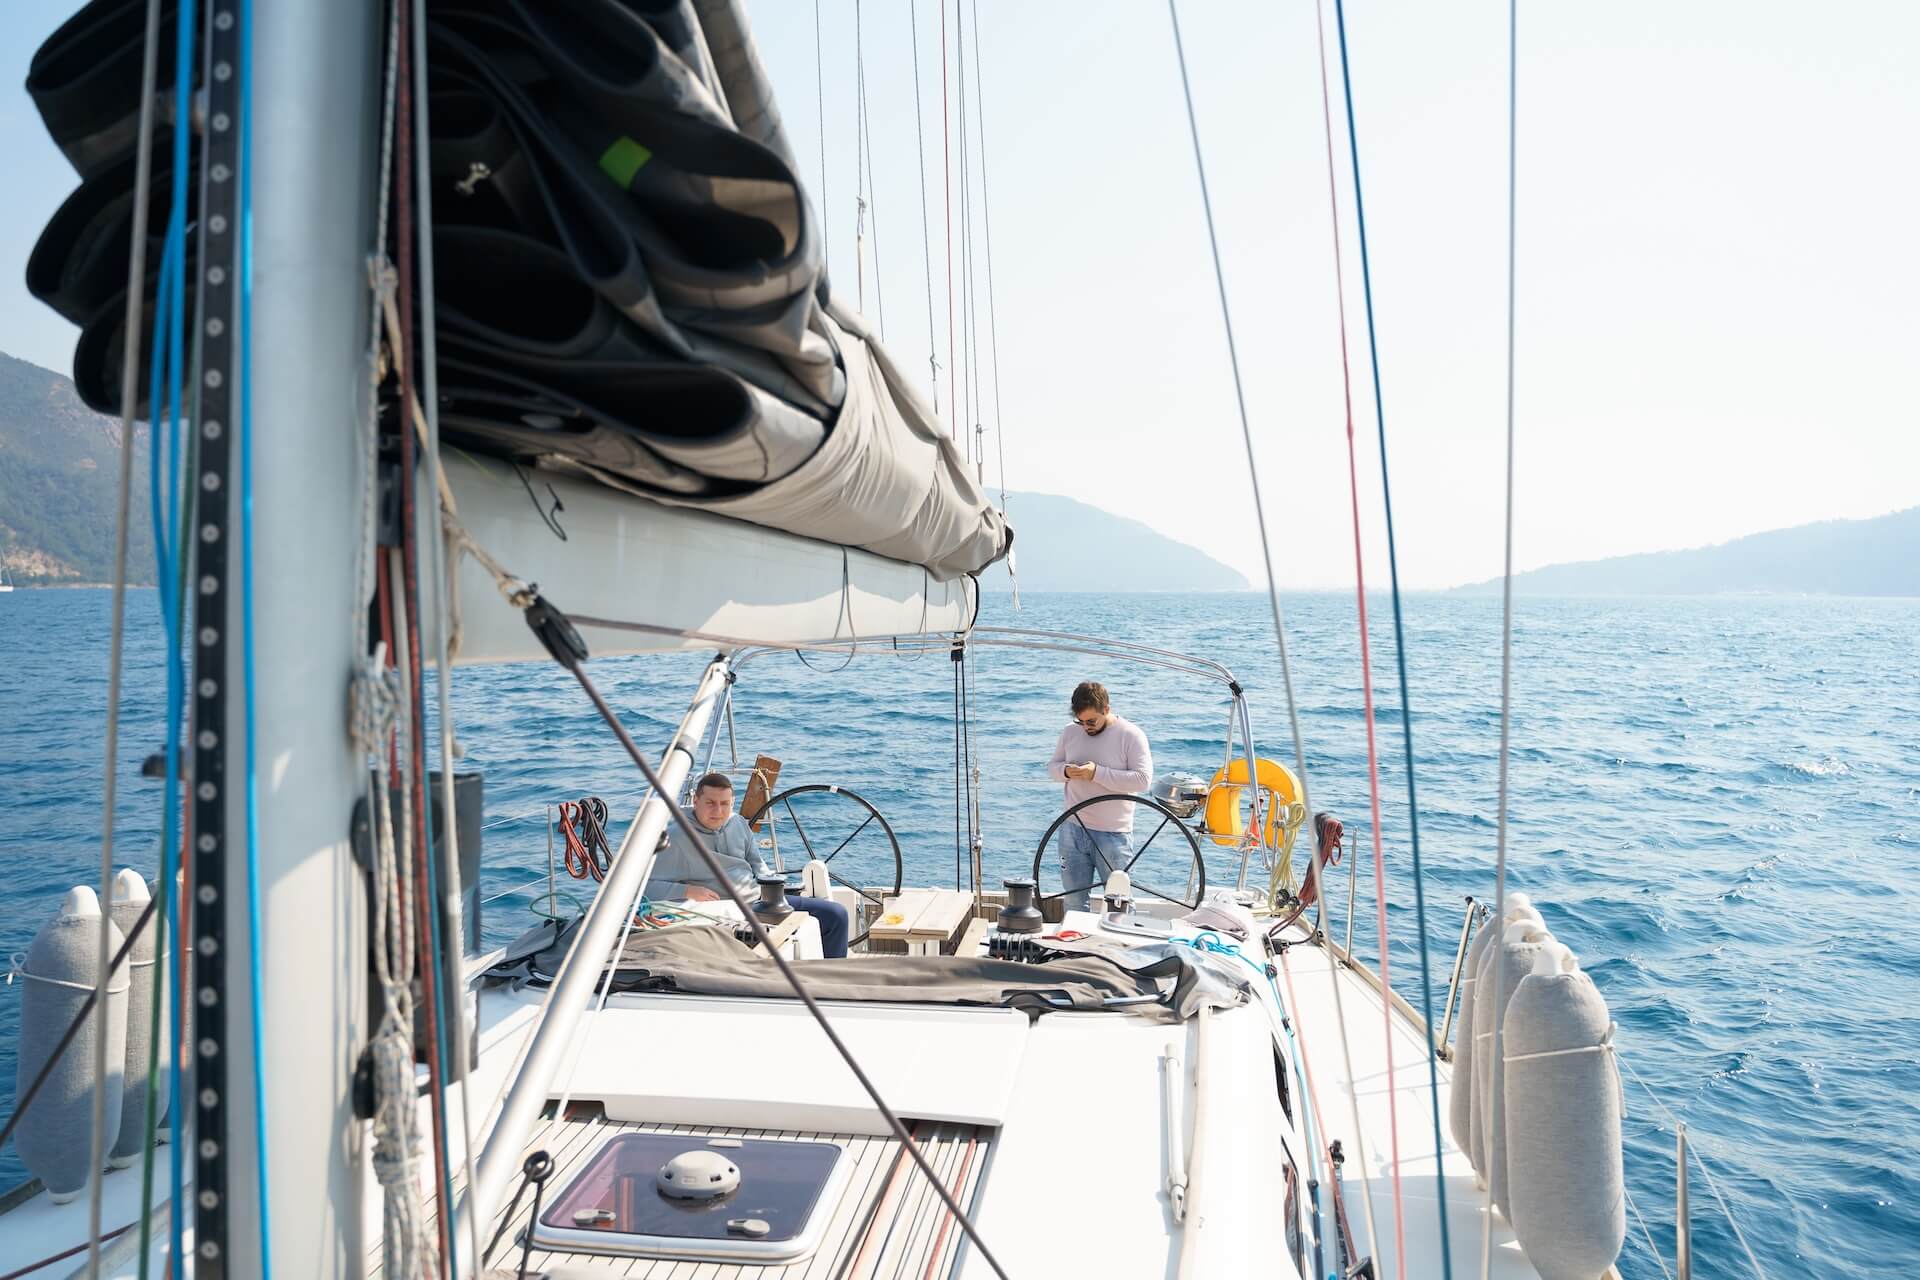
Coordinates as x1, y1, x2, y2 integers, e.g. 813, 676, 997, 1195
789, 894, 850, 959
1059, 825, 1134, 913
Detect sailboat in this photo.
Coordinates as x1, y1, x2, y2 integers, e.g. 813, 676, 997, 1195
0, 568, 14, 592
0, 2, 1671, 1278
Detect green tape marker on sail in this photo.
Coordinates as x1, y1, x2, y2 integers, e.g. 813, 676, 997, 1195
598, 136, 654, 188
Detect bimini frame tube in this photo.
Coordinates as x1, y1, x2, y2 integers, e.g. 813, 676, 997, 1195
453, 654, 733, 1265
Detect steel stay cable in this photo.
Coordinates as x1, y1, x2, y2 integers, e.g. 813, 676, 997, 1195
532, 628, 1011, 1279
1162, 0, 1385, 1266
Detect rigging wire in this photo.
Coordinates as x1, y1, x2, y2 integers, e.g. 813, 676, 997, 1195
393, 0, 460, 1254
908, 0, 940, 411
968, 0, 1014, 543
1475, 0, 1518, 1271
1314, 0, 1446, 1270
99, 0, 165, 1271
939, 0, 957, 439
408, 0, 488, 1251
1163, 1, 1387, 1266
814, 0, 830, 275
853, 0, 885, 337
956, 0, 985, 477
133, 1, 202, 1269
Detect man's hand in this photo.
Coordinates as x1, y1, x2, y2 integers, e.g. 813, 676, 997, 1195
684, 885, 722, 902
1065, 762, 1097, 782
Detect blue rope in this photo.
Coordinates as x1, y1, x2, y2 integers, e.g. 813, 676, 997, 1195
237, 0, 273, 1269
1330, 0, 1453, 1268
157, 3, 197, 1269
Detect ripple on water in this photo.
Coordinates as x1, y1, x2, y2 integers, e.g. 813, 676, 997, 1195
1, 589, 1915, 1276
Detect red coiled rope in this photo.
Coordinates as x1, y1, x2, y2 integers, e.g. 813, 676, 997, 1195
558, 797, 614, 882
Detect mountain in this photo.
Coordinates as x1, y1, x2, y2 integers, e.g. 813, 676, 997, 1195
1453, 506, 1920, 597
0, 351, 155, 585
0, 348, 1239, 593
980, 491, 1247, 592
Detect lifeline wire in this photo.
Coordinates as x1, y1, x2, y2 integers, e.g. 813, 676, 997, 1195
1320, 0, 1451, 1268
540, 637, 1012, 1280
1616, 1053, 1772, 1279
1477, 0, 1518, 1272
1164, 0, 1386, 1265
95, 0, 165, 1270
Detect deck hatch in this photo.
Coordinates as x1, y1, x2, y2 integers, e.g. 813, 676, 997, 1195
530, 1132, 852, 1262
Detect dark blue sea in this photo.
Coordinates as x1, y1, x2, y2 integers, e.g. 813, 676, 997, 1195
2, 587, 1914, 1277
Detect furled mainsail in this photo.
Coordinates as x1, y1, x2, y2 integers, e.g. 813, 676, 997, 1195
26, 0, 1011, 581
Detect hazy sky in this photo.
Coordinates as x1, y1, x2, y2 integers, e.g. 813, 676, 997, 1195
3, 1, 1915, 588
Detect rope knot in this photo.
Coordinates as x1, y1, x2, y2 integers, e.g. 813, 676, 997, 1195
349, 660, 403, 754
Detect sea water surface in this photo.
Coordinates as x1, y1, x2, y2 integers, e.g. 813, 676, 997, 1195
0, 587, 1913, 1277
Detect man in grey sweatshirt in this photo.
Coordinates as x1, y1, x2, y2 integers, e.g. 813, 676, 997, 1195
645, 772, 851, 958
1046, 681, 1153, 911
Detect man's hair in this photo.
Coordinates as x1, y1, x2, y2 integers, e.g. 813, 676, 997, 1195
1070, 681, 1110, 715
694, 771, 734, 795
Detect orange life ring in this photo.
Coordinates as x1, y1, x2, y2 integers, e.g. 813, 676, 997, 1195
1204, 758, 1303, 849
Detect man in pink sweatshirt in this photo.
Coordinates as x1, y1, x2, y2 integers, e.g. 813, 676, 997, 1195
1046, 681, 1154, 912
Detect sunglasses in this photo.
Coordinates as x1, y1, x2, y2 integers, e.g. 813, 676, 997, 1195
1071, 714, 1103, 729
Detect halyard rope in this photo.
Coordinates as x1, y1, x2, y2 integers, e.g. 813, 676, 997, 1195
1164, 0, 1387, 1266
1315, 0, 1448, 1267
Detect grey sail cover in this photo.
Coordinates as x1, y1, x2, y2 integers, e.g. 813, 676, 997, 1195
24, 0, 1011, 582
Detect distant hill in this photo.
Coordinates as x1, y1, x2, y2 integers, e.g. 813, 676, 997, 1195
0, 351, 155, 586
981, 491, 1247, 592
0, 348, 1239, 593
1454, 506, 1920, 597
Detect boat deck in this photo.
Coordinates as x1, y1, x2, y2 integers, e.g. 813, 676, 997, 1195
0, 897, 1590, 1280
377, 1111, 988, 1279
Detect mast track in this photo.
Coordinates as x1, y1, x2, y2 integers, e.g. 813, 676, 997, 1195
186, 0, 246, 1270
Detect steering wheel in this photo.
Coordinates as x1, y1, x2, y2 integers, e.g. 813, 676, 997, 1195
1031, 793, 1208, 914
743, 784, 904, 947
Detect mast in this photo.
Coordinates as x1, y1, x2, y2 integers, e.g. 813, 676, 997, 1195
220, 0, 383, 1271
